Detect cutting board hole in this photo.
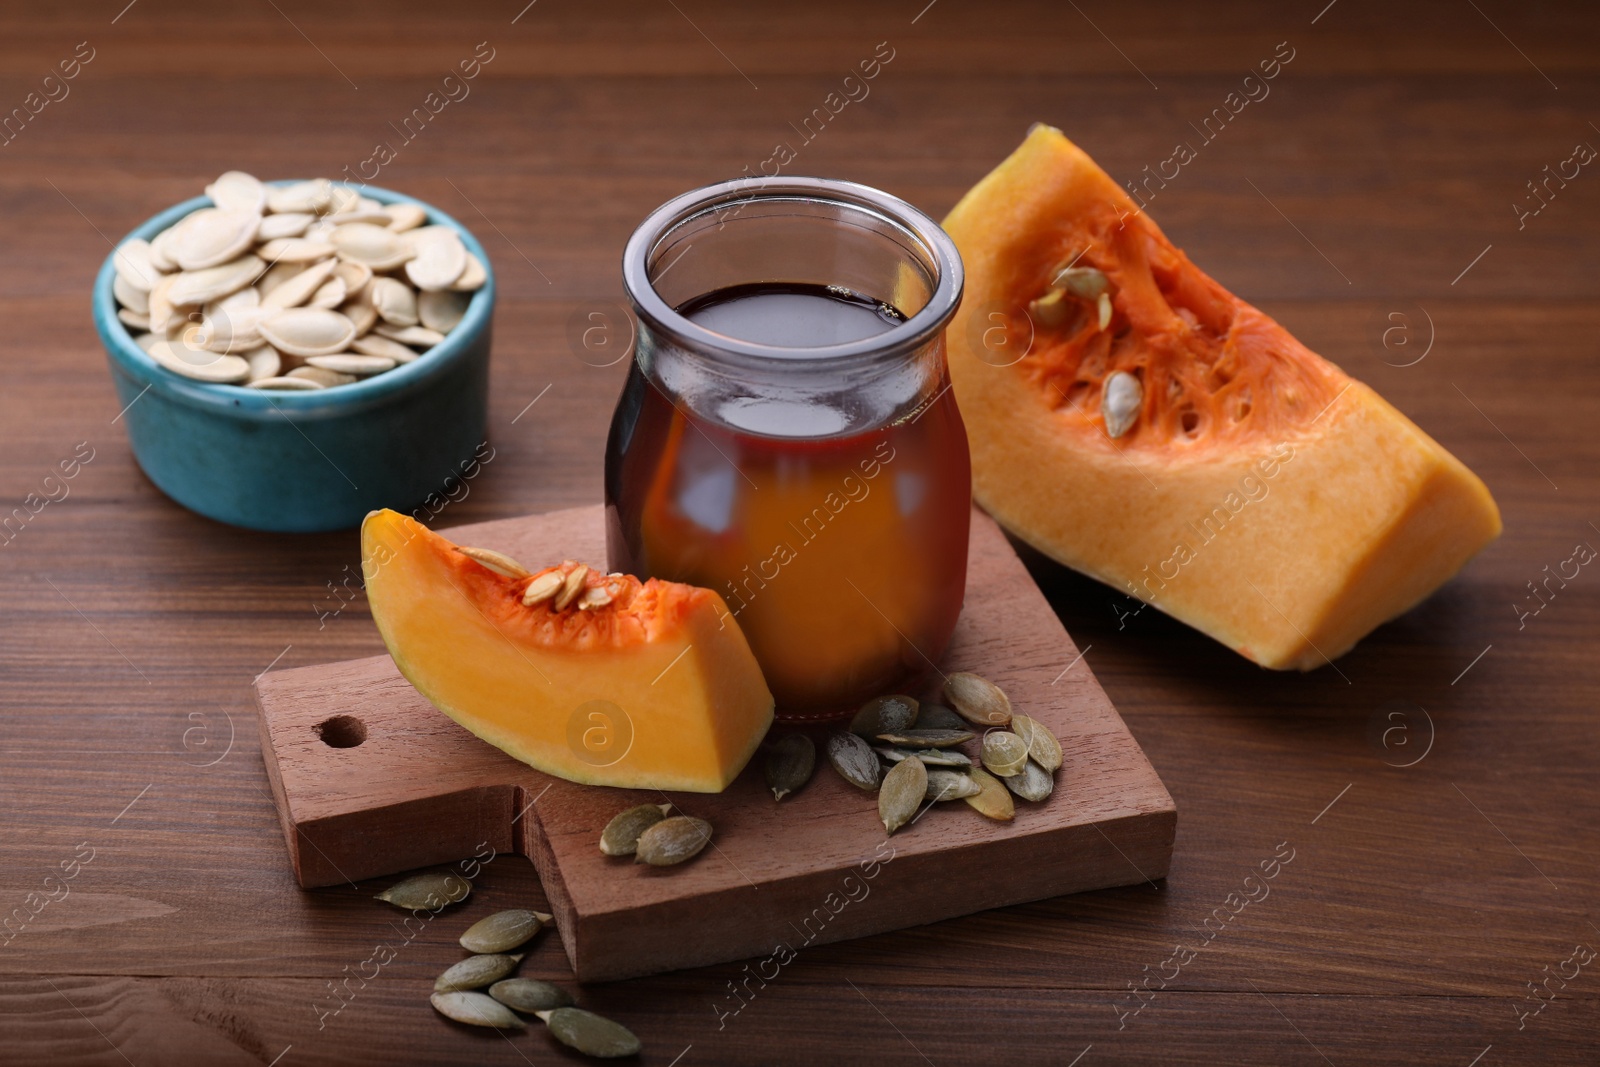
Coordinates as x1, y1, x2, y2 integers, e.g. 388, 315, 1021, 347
316, 715, 368, 748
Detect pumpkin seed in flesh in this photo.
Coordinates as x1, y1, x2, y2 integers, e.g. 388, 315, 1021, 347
553, 564, 589, 611
944, 672, 1013, 727
599, 802, 673, 857
875, 746, 971, 769
431, 990, 526, 1030
964, 766, 1015, 821
537, 1007, 643, 1059
521, 570, 564, 607
764, 733, 815, 801
459, 909, 550, 954
489, 978, 573, 1013
1051, 264, 1109, 299
1004, 759, 1055, 802
827, 731, 880, 791
981, 731, 1030, 778
915, 704, 966, 731
1102, 370, 1142, 439
457, 545, 531, 579
1011, 714, 1063, 772
876, 729, 973, 749
926, 769, 982, 802
878, 755, 926, 835
375, 869, 471, 910
635, 815, 713, 866
850, 694, 919, 738
434, 952, 524, 992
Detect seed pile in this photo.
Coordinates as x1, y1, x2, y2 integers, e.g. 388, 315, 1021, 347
111, 172, 484, 388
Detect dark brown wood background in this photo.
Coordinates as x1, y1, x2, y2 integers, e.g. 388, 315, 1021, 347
3, 1, 1597, 1063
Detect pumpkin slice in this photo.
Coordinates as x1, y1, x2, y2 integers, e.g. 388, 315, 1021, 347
943, 125, 1501, 670
362, 509, 774, 791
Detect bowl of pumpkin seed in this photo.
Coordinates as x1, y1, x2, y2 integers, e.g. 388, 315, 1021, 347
94, 173, 495, 533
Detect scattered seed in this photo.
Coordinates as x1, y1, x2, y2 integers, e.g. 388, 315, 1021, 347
457, 545, 531, 580
1011, 714, 1063, 773
879, 755, 926, 835
1102, 370, 1142, 439
536, 1007, 643, 1059
374, 869, 471, 910
850, 694, 919, 738
875, 746, 971, 769
964, 766, 1015, 821
925, 769, 982, 802
600, 803, 673, 857
489, 978, 574, 1014
981, 731, 1030, 778
915, 704, 967, 731
1004, 759, 1055, 802
826, 731, 881, 791
943, 673, 1013, 727
635, 815, 712, 866
876, 729, 974, 749
764, 734, 815, 801
459, 909, 550, 954
431, 990, 526, 1030
522, 570, 564, 607
434, 952, 524, 992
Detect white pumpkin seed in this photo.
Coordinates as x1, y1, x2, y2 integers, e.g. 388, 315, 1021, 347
553, 564, 589, 611
331, 223, 414, 270
431, 990, 526, 1030
537, 1007, 642, 1058
600, 803, 672, 856
926, 769, 982, 801
113, 274, 150, 314
944, 672, 1013, 727
634, 815, 712, 866
256, 211, 315, 241
288, 366, 357, 387
827, 731, 881, 791
489, 978, 573, 1014
309, 276, 347, 309
373, 323, 445, 347
146, 339, 250, 383
450, 252, 488, 291
1102, 370, 1142, 439
147, 226, 180, 272
764, 734, 815, 801
168, 254, 265, 307
259, 307, 356, 357
258, 237, 337, 264
332, 259, 372, 298
352, 333, 419, 364
879, 755, 926, 835
405, 226, 468, 290
306, 353, 395, 375
266, 178, 333, 214
981, 731, 1030, 778
369, 277, 419, 326
435, 952, 525, 991
113, 238, 159, 291
261, 257, 338, 310
521, 570, 564, 607
206, 171, 267, 214
1003, 759, 1055, 802
384, 202, 428, 232
247, 375, 321, 390
117, 309, 151, 331
175, 207, 260, 271
133, 331, 160, 352
342, 299, 379, 337
1011, 714, 1063, 772
418, 289, 468, 333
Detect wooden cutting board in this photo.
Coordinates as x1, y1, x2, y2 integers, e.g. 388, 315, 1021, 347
254, 505, 1175, 982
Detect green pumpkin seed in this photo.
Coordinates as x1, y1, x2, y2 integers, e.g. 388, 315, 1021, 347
876, 729, 973, 749
764, 733, 815, 801
431, 990, 526, 1029
1004, 759, 1055, 802
875, 746, 971, 769
964, 766, 1015, 821
537, 1006, 643, 1058
925, 769, 982, 801
879, 755, 926, 835
827, 731, 881, 791
635, 815, 712, 866
374, 869, 471, 910
944, 672, 1013, 727
489, 978, 574, 1014
599, 803, 673, 857
981, 731, 1029, 777
434, 952, 524, 992
915, 704, 967, 731
1011, 714, 1063, 773
850, 694, 919, 737
459, 909, 551, 954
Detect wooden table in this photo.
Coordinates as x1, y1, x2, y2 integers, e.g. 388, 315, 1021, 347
3, 1, 1596, 1063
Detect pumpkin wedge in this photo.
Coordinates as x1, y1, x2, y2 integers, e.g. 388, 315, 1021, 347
362, 509, 774, 791
943, 125, 1501, 669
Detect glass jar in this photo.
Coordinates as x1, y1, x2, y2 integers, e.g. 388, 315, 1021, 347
605, 176, 969, 722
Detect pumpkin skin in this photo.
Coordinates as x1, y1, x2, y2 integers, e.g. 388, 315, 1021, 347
362, 509, 774, 791
943, 125, 1501, 670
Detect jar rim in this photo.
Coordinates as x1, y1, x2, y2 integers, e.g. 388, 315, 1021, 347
621, 176, 964, 372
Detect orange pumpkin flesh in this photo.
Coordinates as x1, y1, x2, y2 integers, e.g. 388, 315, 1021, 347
944, 125, 1502, 670
361, 509, 774, 792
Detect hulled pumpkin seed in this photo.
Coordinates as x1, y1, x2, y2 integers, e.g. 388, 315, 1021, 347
925, 769, 982, 802
850, 694, 919, 738
434, 952, 524, 992
374, 869, 470, 910
635, 815, 712, 866
1011, 714, 1064, 772
1004, 759, 1055, 802
537, 1007, 643, 1059
431, 990, 526, 1030
964, 766, 1015, 821
1102, 370, 1142, 439
489, 978, 574, 1014
459, 909, 550, 954
981, 731, 1030, 777
764, 733, 815, 801
876, 729, 974, 749
944, 673, 1013, 727
878, 755, 926, 835
599, 803, 672, 857
826, 731, 880, 791
875, 746, 971, 769
914, 704, 967, 731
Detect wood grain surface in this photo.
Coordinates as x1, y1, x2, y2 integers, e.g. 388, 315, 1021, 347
1, 0, 1597, 1063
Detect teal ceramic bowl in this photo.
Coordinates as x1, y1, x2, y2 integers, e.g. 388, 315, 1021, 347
93, 183, 494, 533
